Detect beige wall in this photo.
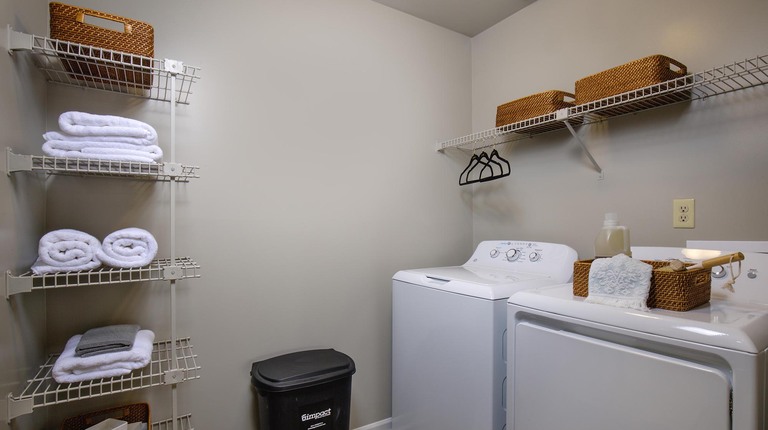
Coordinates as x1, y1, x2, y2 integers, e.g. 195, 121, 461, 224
0, 0, 49, 428
3, 0, 472, 428
469, 0, 768, 258
4, 0, 768, 428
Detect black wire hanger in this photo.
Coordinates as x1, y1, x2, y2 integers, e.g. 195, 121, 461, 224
459, 148, 510, 186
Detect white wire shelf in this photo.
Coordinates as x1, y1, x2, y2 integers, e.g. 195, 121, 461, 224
437, 53, 768, 152
5, 257, 200, 298
6, 338, 200, 422
6, 148, 200, 181
6, 26, 200, 104
153, 414, 194, 430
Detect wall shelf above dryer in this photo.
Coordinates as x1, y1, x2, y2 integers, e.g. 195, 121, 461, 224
436, 53, 768, 177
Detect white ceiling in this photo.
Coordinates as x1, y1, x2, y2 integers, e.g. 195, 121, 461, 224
371, 0, 537, 37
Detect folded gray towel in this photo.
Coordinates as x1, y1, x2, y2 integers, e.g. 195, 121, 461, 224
75, 324, 140, 357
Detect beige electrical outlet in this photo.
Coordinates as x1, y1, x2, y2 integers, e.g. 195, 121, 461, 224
673, 198, 695, 228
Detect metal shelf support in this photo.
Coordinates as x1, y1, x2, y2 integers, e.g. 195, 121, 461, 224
6, 26, 32, 53
6, 393, 33, 423
558, 111, 603, 179
6, 148, 32, 174
5, 271, 32, 299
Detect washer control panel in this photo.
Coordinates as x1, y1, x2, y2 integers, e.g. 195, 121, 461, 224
466, 241, 578, 280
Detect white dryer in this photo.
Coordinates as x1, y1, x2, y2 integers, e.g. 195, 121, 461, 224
506, 247, 768, 430
392, 241, 577, 430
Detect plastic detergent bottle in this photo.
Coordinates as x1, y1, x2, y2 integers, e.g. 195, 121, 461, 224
594, 212, 631, 258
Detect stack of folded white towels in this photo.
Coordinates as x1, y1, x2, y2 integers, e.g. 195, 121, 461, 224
31, 227, 159, 275
52, 324, 155, 384
43, 111, 162, 163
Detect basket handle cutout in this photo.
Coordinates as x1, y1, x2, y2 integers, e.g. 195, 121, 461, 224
667, 58, 687, 75
76, 11, 133, 34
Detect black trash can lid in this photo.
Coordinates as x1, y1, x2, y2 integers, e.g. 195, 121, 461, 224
251, 349, 356, 392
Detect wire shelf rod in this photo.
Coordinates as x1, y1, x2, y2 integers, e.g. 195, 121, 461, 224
153, 414, 194, 430
436, 53, 768, 152
6, 338, 199, 421
6, 149, 200, 181
5, 257, 200, 298
6, 27, 201, 104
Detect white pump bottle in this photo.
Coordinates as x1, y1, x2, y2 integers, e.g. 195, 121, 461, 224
594, 212, 631, 258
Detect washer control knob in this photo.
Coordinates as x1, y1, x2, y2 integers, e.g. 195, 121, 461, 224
506, 249, 521, 262
529, 252, 541, 262
490, 249, 500, 258
711, 266, 728, 279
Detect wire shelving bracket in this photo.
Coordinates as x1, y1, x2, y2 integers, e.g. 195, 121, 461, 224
5, 338, 200, 422
5, 26, 201, 104
436, 53, 768, 179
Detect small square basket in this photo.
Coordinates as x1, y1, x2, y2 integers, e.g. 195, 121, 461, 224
49, 2, 155, 88
573, 259, 711, 311
61, 403, 150, 430
495, 90, 576, 128
574, 54, 688, 106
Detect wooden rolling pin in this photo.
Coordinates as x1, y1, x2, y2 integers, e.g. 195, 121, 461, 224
667, 252, 744, 272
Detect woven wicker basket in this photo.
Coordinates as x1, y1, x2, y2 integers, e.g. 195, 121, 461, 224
574, 55, 687, 105
50, 2, 154, 87
496, 90, 575, 127
573, 259, 711, 311
61, 403, 150, 430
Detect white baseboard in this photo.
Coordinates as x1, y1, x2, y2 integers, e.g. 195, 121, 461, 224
354, 417, 392, 430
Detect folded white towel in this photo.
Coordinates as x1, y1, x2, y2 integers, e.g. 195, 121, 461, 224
52, 329, 155, 384
98, 228, 158, 268
585, 254, 653, 311
58, 111, 158, 146
31, 229, 102, 275
44, 131, 158, 148
42, 140, 163, 163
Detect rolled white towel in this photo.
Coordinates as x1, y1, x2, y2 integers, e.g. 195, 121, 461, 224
98, 228, 158, 268
44, 131, 157, 147
42, 140, 163, 163
52, 329, 155, 384
31, 229, 102, 275
58, 111, 158, 146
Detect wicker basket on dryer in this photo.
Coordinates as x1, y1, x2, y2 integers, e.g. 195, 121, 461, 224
572, 259, 711, 311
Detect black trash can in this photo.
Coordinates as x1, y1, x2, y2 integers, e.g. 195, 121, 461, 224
251, 349, 356, 430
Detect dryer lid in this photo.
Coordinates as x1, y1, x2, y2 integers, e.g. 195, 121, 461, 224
509, 283, 768, 353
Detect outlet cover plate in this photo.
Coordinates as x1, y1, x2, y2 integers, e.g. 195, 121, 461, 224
673, 198, 695, 228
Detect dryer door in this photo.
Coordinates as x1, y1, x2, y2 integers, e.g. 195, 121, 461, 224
510, 322, 731, 430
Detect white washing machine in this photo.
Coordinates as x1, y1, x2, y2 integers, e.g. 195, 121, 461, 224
506, 247, 768, 430
392, 240, 578, 430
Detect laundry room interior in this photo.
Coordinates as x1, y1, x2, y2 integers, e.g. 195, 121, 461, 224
1, 0, 767, 429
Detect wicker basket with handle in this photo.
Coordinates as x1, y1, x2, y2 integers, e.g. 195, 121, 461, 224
496, 90, 576, 128
574, 54, 687, 106
573, 259, 711, 311
61, 403, 150, 430
49, 2, 154, 87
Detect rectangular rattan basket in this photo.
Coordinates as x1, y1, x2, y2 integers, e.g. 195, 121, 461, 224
61, 403, 150, 430
573, 259, 711, 311
574, 55, 687, 105
49, 2, 154, 87
496, 90, 576, 128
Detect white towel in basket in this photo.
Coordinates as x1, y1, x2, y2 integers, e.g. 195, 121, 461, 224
31, 229, 102, 275
52, 329, 155, 384
585, 253, 653, 311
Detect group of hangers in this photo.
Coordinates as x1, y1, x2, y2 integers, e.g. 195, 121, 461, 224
459, 148, 510, 186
